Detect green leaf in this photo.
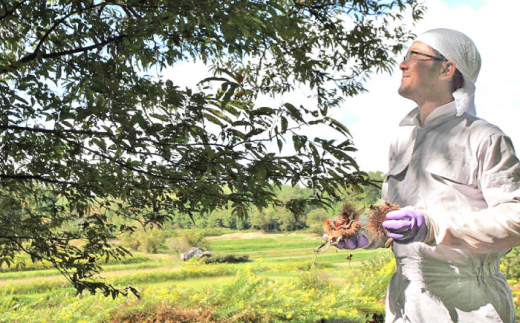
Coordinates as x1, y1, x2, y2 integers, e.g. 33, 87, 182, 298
309, 143, 321, 166
328, 117, 352, 137
253, 107, 276, 116
281, 116, 288, 132
150, 113, 170, 122
284, 103, 304, 123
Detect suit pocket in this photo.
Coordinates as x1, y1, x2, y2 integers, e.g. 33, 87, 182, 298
425, 159, 477, 187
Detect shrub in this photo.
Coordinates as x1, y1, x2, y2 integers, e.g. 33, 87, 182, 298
501, 246, 520, 280
306, 208, 329, 234
297, 268, 331, 290
118, 231, 141, 251
111, 302, 214, 323
118, 226, 166, 253
354, 250, 394, 300
168, 237, 191, 256
200, 254, 250, 264
180, 229, 211, 251
141, 229, 167, 253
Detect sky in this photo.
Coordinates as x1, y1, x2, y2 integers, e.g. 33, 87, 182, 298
335, 0, 520, 172
164, 0, 520, 174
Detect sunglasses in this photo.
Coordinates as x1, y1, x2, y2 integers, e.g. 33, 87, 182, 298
404, 50, 447, 62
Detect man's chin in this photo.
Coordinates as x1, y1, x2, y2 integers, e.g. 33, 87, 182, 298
397, 87, 409, 98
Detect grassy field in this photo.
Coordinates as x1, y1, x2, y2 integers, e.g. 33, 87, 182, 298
2, 231, 517, 322
0, 231, 396, 322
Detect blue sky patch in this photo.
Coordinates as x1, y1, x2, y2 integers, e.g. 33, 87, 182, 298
443, 0, 487, 10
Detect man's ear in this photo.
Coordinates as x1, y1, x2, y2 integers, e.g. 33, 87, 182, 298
440, 61, 456, 79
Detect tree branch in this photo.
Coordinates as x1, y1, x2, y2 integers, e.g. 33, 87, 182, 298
32, 3, 100, 59
0, 235, 72, 242
0, 34, 128, 74
5, 236, 76, 287
20, 34, 128, 63
57, 134, 191, 183
0, 0, 25, 22
0, 173, 78, 186
0, 124, 110, 136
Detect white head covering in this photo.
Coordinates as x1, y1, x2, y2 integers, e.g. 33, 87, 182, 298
416, 28, 481, 116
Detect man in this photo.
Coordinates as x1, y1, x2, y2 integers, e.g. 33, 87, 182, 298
339, 29, 520, 322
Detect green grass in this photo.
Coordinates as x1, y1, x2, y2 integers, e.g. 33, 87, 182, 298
2, 231, 518, 323
0, 231, 397, 322
0, 232, 383, 295
0, 253, 151, 273
209, 237, 320, 253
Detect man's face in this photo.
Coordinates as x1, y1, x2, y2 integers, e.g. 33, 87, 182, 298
398, 41, 445, 103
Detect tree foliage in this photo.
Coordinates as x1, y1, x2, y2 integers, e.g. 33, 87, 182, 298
170, 171, 384, 232
0, 0, 423, 297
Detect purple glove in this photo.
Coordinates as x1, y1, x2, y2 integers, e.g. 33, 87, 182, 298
333, 234, 369, 250
382, 209, 427, 244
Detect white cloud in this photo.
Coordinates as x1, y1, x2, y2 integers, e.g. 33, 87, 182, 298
161, 60, 212, 89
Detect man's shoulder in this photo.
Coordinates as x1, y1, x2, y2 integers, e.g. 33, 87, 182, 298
461, 113, 505, 137
455, 114, 512, 153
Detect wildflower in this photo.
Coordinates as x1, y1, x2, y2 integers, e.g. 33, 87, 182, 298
286, 314, 292, 319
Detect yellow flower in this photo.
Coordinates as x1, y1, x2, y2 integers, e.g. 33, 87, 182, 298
286, 314, 292, 319
277, 308, 283, 314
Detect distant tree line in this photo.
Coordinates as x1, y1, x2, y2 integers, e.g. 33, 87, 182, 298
170, 171, 384, 233
115, 171, 384, 254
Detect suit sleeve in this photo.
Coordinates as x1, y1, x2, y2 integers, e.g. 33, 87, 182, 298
428, 134, 520, 253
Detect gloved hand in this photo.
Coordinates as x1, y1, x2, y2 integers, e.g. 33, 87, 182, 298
382, 209, 427, 244
333, 234, 368, 250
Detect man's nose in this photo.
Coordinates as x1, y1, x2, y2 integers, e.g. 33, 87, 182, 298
399, 60, 407, 71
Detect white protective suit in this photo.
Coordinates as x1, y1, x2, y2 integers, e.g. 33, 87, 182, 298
365, 100, 520, 322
